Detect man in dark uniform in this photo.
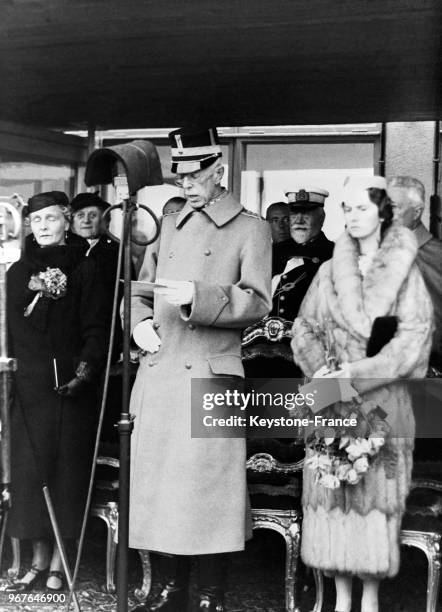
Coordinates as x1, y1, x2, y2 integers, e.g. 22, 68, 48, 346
243, 186, 334, 378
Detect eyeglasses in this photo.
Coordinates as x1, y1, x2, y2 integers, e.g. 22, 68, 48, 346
174, 168, 214, 188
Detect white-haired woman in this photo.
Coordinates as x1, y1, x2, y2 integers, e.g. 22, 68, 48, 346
291, 176, 433, 612
6, 192, 105, 592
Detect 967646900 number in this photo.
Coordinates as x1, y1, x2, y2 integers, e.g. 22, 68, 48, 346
0, 592, 67, 604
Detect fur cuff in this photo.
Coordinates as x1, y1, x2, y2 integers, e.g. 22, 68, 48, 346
291, 317, 326, 377
75, 361, 93, 382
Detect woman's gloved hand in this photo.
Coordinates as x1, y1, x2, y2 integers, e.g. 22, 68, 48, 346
312, 362, 357, 403
56, 377, 87, 397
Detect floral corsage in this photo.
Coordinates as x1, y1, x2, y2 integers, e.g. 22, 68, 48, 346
24, 267, 67, 317
305, 399, 391, 489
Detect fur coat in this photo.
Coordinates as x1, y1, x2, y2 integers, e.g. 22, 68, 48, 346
291, 224, 433, 578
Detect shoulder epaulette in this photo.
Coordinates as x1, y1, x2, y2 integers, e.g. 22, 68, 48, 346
163, 211, 181, 217
241, 208, 265, 220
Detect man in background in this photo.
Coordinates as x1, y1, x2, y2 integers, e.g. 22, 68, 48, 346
243, 186, 333, 378
162, 196, 186, 215
266, 201, 290, 243
388, 176, 442, 462
387, 176, 441, 374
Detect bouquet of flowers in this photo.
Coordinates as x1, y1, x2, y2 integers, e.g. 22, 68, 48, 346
303, 318, 391, 489
305, 399, 391, 489
24, 267, 67, 317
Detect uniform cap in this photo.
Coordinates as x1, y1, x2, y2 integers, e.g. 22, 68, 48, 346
286, 186, 329, 210
169, 127, 222, 174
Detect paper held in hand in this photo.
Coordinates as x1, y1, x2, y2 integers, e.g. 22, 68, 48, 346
298, 375, 358, 414
129, 280, 170, 297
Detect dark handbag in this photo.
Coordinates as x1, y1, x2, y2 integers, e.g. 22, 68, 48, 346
366, 316, 398, 357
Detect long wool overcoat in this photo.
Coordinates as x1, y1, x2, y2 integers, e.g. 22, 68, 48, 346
128, 193, 272, 555
7, 241, 106, 540
291, 224, 433, 578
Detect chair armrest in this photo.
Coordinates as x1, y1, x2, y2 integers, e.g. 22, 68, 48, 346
410, 479, 442, 494
246, 452, 304, 474
97, 456, 120, 469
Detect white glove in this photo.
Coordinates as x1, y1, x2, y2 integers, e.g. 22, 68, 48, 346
155, 278, 194, 306
133, 319, 161, 354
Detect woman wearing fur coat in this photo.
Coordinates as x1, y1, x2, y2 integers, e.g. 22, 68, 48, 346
291, 175, 433, 612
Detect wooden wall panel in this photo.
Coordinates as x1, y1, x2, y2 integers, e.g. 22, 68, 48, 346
0, 0, 440, 129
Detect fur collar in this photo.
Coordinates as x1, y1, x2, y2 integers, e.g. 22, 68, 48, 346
329, 224, 417, 338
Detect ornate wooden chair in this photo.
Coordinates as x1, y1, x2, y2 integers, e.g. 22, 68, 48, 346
247, 440, 321, 612
91, 450, 152, 601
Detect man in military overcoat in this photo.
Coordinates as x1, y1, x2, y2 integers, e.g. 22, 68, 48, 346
129, 127, 272, 611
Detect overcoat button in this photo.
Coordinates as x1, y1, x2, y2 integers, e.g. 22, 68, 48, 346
188, 324, 195, 330
149, 362, 156, 367
280, 296, 285, 301
185, 363, 192, 369
169, 251, 175, 259
153, 322, 160, 330
204, 249, 211, 256
221, 297, 227, 302
282, 275, 287, 280
280, 308, 285, 314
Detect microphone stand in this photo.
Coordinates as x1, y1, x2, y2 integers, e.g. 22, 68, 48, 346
118, 196, 136, 612
102, 195, 159, 612
83, 139, 162, 611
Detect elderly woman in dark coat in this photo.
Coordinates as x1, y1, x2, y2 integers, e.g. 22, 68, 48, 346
291, 176, 433, 612
6, 192, 106, 592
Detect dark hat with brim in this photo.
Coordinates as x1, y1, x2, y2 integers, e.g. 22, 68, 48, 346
169, 127, 222, 174
71, 192, 110, 213
25, 191, 69, 216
